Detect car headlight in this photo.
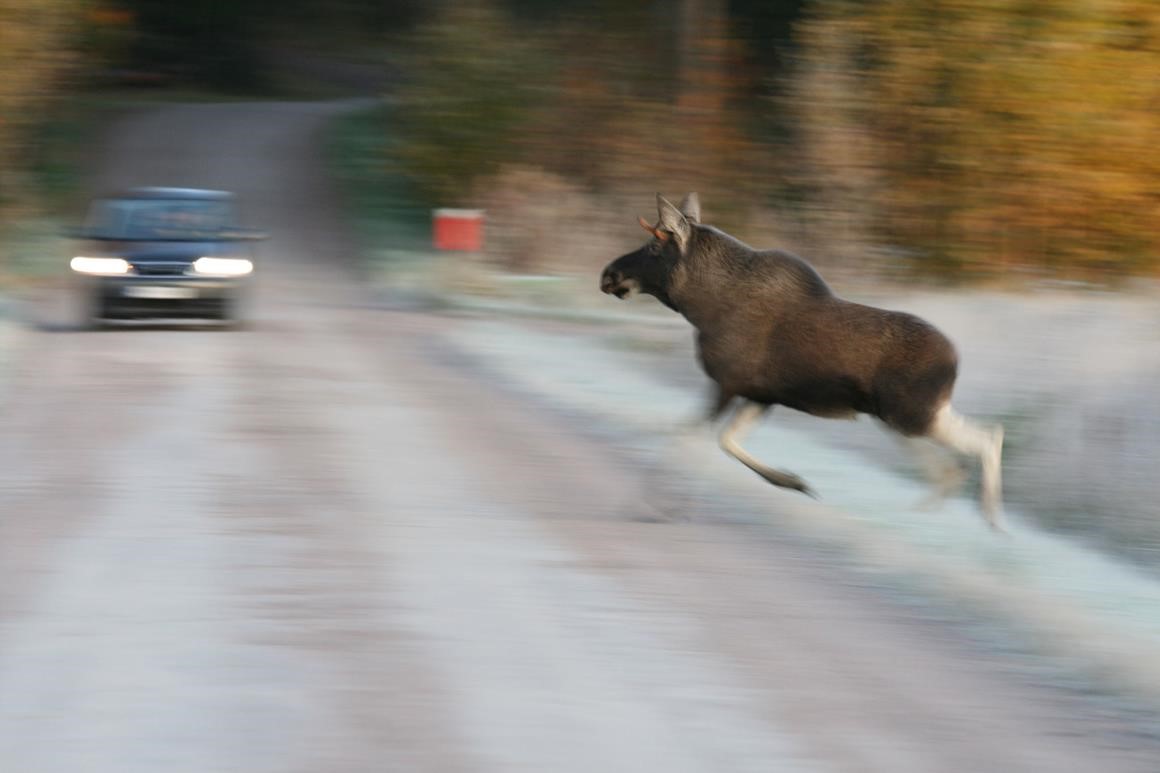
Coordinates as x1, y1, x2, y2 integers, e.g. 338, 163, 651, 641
192, 257, 253, 276
70, 257, 131, 275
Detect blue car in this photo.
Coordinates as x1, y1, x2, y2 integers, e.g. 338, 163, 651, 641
68, 187, 264, 326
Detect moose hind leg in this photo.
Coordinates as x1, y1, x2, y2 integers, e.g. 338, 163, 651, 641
928, 404, 1005, 529
902, 436, 967, 511
719, 402, 816, 497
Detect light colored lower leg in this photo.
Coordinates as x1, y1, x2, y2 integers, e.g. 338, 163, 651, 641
719, 402, 815, 495
903, 437, 967, 510
719, 401, 766, 465
928, 404, 1005, 529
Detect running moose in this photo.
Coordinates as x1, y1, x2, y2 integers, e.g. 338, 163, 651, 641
600, 193, 1005, 530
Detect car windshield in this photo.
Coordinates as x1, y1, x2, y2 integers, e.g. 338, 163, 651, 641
85, 197, 235, 240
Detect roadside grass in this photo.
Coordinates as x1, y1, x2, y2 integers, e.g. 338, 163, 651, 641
325, 101, 643, 314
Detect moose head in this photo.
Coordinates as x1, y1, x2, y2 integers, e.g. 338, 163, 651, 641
600, 193, 701, 308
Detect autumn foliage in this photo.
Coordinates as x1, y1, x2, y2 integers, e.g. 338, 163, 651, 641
394, 0, 1159, 280
796, 0, 1160, 279
2, 0, 1157, 281
0, 0, 79, 215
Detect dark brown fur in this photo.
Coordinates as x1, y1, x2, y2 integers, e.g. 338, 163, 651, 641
601, 197, 958, 437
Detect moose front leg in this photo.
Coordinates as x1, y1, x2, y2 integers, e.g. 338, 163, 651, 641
706, 385, 736, 423
676, 384, 736, 433
718, 401, 817, 498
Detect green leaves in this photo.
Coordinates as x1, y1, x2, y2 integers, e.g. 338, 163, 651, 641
393, 3, 555, 206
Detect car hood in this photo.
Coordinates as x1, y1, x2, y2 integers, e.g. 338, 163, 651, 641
80, 240, 243, 263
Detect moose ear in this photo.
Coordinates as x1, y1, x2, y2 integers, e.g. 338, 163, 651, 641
678, 192, 701, 224
656, 193, 692, 252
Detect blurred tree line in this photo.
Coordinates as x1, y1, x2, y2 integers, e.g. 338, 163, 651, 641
0, 0, 80, 218
393, 0, 1160, 280
795, 0, 1160, 278
114, 0, 421, 89
2, 0, 1156, 281
0, 0, 420, 232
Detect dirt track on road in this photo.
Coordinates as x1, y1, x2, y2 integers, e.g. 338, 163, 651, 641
2, 100, 1159, 772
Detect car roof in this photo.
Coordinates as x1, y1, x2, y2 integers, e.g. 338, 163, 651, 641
102, 187, 235, 201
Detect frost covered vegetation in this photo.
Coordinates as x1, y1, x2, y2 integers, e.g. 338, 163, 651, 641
448, 313, 1160, 704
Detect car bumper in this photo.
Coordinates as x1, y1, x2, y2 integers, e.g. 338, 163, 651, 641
88, 275, 248, 319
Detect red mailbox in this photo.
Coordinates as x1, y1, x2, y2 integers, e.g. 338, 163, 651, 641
433, 208, 485, 252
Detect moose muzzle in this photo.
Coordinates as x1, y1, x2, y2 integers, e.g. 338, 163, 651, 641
600, 268, 638, 300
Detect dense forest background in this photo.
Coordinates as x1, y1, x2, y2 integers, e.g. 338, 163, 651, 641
2, 0, 1157, 281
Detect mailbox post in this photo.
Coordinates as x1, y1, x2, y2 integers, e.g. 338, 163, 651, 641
432, 208, 485, 252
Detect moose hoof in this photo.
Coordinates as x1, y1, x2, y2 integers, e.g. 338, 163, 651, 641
791, 479, 819, 499
982, 500, 1007, 534
758, 468, 817, 498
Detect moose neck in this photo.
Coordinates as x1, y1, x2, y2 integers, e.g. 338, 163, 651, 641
663, 228, 751, 329
664, 228, 835, 331
665, 260, 737, 330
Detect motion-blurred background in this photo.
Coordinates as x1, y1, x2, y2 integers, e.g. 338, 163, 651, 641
4, 0, 1158, 279
3, 3, 1160, 771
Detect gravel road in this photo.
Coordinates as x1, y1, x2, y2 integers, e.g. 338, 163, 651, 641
2, 100, 1159, 772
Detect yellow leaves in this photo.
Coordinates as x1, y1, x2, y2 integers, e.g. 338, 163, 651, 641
797, 0, 1160, 277
0, 0, 78, 215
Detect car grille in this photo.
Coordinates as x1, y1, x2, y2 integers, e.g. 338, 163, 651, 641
132, 262, 190, 276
